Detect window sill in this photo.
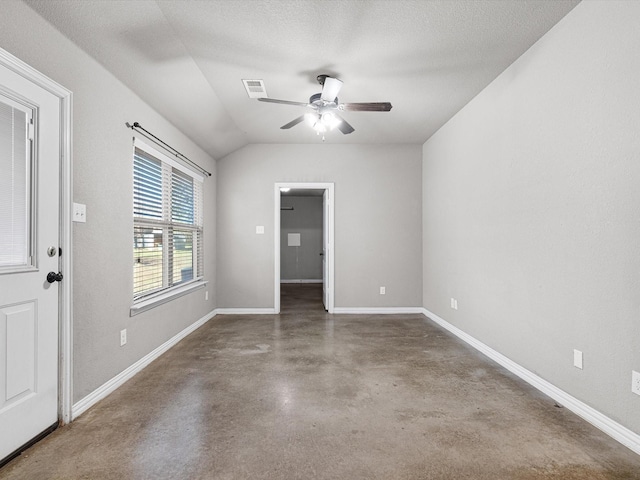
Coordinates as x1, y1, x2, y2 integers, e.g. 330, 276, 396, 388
130, 280, 207, 317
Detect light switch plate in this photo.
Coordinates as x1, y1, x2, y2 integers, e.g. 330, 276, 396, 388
256, 226, 264, 234
73, 202, 86, 223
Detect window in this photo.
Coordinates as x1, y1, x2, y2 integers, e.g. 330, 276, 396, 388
133, 139, 203, 302
0, 94, 33, 272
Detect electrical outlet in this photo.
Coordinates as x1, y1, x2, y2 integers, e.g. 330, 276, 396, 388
380, 286, 386, 295
450, 298, 458, 310
120, 329, 127, 347
573, 349, 583, 369
205, 291, 209, 301
632, 371, 640, 396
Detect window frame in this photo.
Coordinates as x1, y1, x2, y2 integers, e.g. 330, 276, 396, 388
130, 138, 205, 316
0, 92, 36, 275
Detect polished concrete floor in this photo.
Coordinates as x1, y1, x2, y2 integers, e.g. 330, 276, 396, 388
2, 284, 640, 479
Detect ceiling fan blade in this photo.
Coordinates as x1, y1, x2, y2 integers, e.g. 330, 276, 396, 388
321, 77, 343, 102
280, 115, 306, 129
335, 114, 355, 135
258, 98, 310, 107
340, 102, 393, 112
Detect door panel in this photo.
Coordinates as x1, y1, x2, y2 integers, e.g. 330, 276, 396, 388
2, 301, 36, 406
0, 62, 60, 462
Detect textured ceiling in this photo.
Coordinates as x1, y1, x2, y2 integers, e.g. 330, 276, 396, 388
25, 0, 580, 159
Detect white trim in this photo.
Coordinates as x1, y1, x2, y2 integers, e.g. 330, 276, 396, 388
72, 309, 216, 420
280, 279, 323, 284
0, 48, 74, 425
275, 182, 334, 314
59, 86, 73, 425
421, 308, 640, 456
130, 280, 207, 316
333, 307, 425, 315
0, 49, 71, 99
214, 308, 276, 315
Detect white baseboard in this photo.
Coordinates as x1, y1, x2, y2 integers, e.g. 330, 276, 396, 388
214, 308, 276, 315
333, 307, 424, 314
281, 279, 323, 284
71, 309, 216, 420
422, 308, 640, 456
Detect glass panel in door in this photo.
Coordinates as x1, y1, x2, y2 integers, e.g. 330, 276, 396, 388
0, 94, 33, 271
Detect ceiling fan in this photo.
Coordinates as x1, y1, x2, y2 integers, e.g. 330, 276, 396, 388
258, 74, 392, 137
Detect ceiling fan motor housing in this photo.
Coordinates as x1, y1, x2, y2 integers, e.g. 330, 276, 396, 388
310, 92, 338, 105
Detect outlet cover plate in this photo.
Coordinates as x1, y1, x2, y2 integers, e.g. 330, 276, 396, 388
120, 329, 127, 347
573, 349, 583, 369
632, 370, 640, 396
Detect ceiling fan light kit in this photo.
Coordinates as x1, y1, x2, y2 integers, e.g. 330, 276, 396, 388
258, 74, 392, 139
305, 112, 341, 134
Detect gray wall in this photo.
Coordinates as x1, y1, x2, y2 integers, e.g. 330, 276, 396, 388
280, 196, 323, 281
422, 0, 640, 434
217, 144, 422, 309
0, 1, 217, 402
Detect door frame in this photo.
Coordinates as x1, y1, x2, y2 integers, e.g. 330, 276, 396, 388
0, 48, 73, 424
274, 182, 334, 314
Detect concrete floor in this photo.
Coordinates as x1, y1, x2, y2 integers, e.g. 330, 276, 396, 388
2, 284, 640, 479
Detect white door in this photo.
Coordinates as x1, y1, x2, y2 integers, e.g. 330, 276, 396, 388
322, 190, 329, 310
0, 63, 61, 462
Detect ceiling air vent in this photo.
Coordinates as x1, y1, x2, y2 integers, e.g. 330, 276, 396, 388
242, 79, 267, 99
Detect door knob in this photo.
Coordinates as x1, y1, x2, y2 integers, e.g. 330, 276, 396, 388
46, 271, 63, 283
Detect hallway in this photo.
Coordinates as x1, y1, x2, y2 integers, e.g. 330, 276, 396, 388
2, 284, 640, 479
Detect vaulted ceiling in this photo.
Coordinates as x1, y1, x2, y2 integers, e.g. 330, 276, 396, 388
25, 0, 580, 159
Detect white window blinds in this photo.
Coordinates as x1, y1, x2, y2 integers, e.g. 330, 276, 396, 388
0, 96, 32, 269
133, 140, 203, 301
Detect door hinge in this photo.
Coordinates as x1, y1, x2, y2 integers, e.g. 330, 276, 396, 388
28, 119, 35, 140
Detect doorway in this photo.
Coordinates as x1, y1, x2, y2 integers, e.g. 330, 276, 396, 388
0, 49, 72, 465
274, 183, 334, 314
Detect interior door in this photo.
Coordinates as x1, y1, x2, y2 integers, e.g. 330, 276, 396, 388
0, 63, 61, 463
322, 189, 329, 310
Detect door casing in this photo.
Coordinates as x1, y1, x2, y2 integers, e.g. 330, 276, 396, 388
0, 48, 73, 424
274, 182, 334, 313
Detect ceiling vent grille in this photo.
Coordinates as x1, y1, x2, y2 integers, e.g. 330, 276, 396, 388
242, 79, 267, 98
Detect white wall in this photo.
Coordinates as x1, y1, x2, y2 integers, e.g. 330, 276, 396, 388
218, 143, 422, 309
0, 1, 217, 402
280, 196, 323, 281
423, 0, 640, 434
